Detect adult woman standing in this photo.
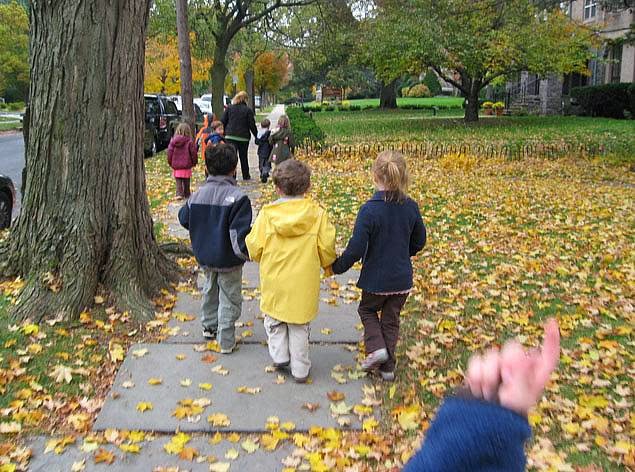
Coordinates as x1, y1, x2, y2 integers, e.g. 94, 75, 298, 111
221, 91, 258, 180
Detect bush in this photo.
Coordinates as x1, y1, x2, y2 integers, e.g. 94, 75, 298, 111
571, 83, 632, 119
286, 107, 325, 146
422, 71, 442, 96
492, 101, 505, 110
401, 86, 410, 97
7, 101, 25, 111
407, 84, 431, 98
482, 101, 494, 109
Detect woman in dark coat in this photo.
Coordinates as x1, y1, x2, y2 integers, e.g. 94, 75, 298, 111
220, 91, 258, 180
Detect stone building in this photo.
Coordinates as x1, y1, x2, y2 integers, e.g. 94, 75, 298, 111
505, 1, 634, 115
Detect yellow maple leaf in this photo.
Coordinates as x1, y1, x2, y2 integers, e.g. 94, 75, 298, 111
148, 378, 162, 385
136, 402, 153, 413
208, 413, 231, 427
119, 443, 140, 454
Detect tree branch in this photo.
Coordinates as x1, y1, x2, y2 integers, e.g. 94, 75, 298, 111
431, 65, 467, 94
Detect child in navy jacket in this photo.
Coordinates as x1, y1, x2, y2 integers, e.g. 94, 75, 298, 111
254, 118, 273, 183
178, 143, 252, 354
332, 151, 426, 381
404, 318, 560, 471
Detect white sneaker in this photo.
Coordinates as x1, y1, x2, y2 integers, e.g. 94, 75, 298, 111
361, 348, 389, 371
220, 343, 236, 354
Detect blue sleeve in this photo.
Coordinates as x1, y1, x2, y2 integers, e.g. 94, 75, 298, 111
332, 206, 372, 274
228, 195, 253, 260
410, 201, 426, 256
178, 202, 190, 230
403, 398, 531, 472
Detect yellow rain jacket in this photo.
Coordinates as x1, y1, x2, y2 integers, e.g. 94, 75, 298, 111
246, 198, 336, 324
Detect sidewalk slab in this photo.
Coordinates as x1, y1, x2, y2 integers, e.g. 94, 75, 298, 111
27, 434, 292, 472
94, 343, 375, 433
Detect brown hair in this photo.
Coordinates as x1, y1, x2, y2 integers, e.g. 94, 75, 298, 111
211, 120, 224, 131
261, 118, 271, 128
273, 159, 311, 196
372, 151, 409, 202
232, 91, 249, 105
175, 122, 193, 138
277, 114, 290, 129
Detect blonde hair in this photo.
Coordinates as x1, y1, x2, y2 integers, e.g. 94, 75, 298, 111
373, 151, 409, 202
175, 122, 192, 138
232, 91, 249, 105
277, 114, 290, 129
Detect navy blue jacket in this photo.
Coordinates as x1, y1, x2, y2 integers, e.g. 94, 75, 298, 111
255, 130, 273, 159
178, 176, 252, 269
403, 397, 531, 472
332, 192, 426, 293
204, 133, 225, 146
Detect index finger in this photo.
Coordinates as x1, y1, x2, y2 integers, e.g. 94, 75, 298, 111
535, 318, 560, 385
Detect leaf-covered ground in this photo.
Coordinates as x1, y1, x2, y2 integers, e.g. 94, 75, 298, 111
1, 144, 633, 471
303, 150, 635, 470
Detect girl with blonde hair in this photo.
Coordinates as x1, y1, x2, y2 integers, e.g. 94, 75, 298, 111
167, 122, 198, 198
331, 151, 426, 381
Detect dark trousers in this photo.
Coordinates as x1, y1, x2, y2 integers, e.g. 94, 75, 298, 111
258, 154, 271, 179
175, 177, 191, 198
358, 291, 409, 372
227, 139, 251, 180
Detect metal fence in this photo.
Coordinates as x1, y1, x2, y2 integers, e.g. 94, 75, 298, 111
297, 141, 608, 160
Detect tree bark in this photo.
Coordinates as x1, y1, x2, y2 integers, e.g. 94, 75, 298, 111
211, 40, 230, 117
379, 79, 398, 109
2, 0, 177, 321
244, 69, 255, 110
464, 79, 482, 123
176, 0, 195, 128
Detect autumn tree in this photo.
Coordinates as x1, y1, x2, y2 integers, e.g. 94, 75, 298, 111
254, 51, 289, 104
0, 0, 178, 321
176, 0, 195, 127
373, 0, 596, 120
0, 1, 29, 102
145, 36, 209, 94
189, 0, 314, 114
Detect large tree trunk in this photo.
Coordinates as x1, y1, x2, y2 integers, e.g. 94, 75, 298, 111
176, 0, 195, 128
1, 0, 177, 321
379, 79, 397, 109
244, 69, 255, 110
464, 78, 482, 123
211, 41, 230, 118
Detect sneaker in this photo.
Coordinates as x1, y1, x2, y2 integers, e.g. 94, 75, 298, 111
274, 361, 290, 370
220, 343, 237, 354
260, 175, 267, 183
379, 370, 395, 382
293, 374, 309, 384
361, 348, 389, 371
202, 328, 217, 339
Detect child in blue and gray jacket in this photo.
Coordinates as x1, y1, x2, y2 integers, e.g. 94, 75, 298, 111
178, 143, 252, 354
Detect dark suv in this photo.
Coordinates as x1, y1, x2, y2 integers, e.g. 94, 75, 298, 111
0, 175, 15, 230
144, 95, 205, 157
144, 94, 180, 156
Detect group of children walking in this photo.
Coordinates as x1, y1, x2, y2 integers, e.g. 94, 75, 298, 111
176, 110, 563, 471
168, 113, 295, 198
178, 126, 426, 381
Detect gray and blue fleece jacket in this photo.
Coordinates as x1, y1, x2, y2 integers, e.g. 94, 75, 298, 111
178, 175, 252, 269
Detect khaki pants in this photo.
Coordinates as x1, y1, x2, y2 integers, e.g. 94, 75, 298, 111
263, 315, 310, 378
201, 267, 242, 350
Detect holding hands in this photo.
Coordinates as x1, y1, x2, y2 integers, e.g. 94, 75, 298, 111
465, 318, 560, 416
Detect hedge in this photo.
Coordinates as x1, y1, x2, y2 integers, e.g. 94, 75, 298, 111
571, 83, 634, 119
286, 106, 325, 146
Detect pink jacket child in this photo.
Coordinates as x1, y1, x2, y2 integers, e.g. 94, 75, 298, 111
167, 123, 198, 198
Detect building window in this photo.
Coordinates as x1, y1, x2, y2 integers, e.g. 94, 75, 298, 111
610, 44, 623, 83
584, 0, 597, 20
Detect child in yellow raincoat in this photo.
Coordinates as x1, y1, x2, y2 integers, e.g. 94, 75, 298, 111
246, 160, 336, 382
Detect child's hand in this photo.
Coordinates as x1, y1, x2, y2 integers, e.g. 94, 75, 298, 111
323, 266, 334, 278
465, 318, 560, 416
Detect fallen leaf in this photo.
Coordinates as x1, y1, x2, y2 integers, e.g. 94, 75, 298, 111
136, 402, 153, 413
93, 448, 115, 465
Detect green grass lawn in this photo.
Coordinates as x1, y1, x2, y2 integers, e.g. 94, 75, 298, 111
0, 116, 22, 132
311, 111, 635, 158
348, 96, 465, 108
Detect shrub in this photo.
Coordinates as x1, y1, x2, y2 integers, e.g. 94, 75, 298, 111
422, 70, 443, 96
571, 83, 632, 119
407, 84, 431, 98
401, 86, 411, 97
492, 101, 505, 110
286, 106, 325, 146
7, 101, 25, 111
482, 101, 494, 109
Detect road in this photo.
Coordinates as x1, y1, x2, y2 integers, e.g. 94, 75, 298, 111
0, 132, 24, 217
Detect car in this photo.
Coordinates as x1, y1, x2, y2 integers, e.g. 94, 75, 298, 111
193, 98, 212, 115
197, 94, 231, 115
144, 94, 180, 156
168, 95, 183, 111
0, 174, 15, 230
